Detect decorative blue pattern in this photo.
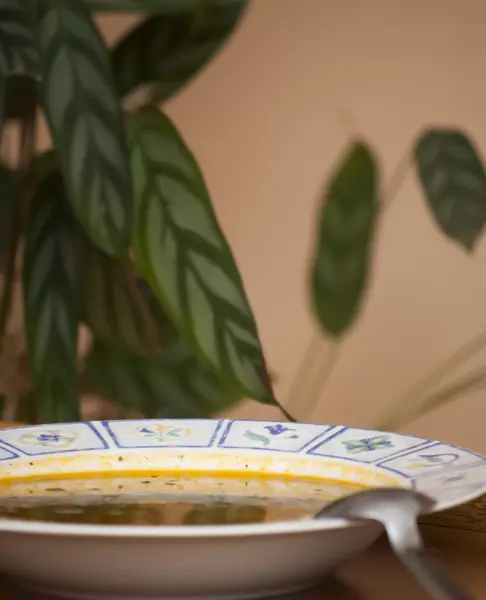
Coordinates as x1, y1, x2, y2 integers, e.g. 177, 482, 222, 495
342, 435, 394, 454
0, 422, 108, 456
218, 421, 334, 452
378, 442, 485, 478
0, 419, 483, 509
19, 429, 80, 449
308, 427, 430, 464
103, 419, 224, 449
264, 424, 299, 438
0, 444, 18, 461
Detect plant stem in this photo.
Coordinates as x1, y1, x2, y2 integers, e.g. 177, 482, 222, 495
382, 152, 411, 210
284, 331, 324, 413
0, 112, 36, 344
378, 363, 486, 431
287, 146, 412, 420
376, 328, 486, 430
300, 343, 340, 419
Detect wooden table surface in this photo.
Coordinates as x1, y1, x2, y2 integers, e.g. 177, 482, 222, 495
1, 525, 484, 600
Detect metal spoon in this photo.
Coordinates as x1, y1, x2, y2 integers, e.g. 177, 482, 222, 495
316, 488, 474, 600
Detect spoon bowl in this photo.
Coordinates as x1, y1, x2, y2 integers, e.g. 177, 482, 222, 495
317, 487, 436, 523
317, 488, 474, 600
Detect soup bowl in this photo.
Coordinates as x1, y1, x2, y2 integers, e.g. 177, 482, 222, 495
0, 418, 484, 600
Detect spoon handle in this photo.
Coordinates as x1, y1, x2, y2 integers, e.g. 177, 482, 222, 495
399, 547, 475, 600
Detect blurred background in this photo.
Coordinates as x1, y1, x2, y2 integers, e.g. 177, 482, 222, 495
9, 0, 486, 451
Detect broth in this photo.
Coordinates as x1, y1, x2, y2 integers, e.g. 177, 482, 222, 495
0, 474, 363, 526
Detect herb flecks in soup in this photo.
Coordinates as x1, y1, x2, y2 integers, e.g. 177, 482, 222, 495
0, 475, 362, 525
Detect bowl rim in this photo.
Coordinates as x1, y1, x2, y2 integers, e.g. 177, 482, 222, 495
0, 417, 484, 539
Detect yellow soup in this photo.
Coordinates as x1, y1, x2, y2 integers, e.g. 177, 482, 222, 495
0, 474, 363, 526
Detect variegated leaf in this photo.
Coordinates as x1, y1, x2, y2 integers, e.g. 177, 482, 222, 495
112, 1, 247, 102
39, 0, 132, 257
79, 235, 160, 355
82, 330, 242, 418
23, 170, 80, 422
415, 129, 486, 251
310, 142, 379, 337
0, 0, 38, 75
21, 0, 40, 22
128, 106, 276, 406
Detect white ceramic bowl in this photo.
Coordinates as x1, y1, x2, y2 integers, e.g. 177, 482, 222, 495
0, 419, 484, 600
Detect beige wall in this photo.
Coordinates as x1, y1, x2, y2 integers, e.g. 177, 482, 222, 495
95, 2, 486, 452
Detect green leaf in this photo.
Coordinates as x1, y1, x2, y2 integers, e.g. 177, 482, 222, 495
310, 141, 379, 337
79, 235, 160, 356
81, 280, 242, 418
0, 4, 39, 127
23, 170, 80, 423
82, 332, 242, 418
39, 0, 132, 257
414, 129, 486, 252
84, 1, 234, 13
112, 1, 247, 102
0, 0, 38, 75
21, 0, 40, 22
128, 106, 276, 405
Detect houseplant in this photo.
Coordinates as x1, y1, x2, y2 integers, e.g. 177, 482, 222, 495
0, 0, 295, 423
286, 129, 486, 429
1, 1, 484, 428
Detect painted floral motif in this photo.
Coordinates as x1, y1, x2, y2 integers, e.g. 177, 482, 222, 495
243, 425, 299, 447
104, 419, 221, 448
244, 430, 270, 446
342, 435, 394, 454
19, 429, 79, 449
0, 420, 482, 513
135, 424, 193, 443
264, 424, 298, 438
407, 453, 459, 470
